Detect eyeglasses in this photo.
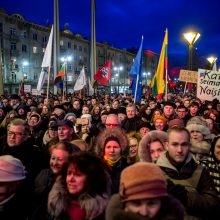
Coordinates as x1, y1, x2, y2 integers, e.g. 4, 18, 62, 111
8, 131, 25, 137
105, 124, 119, 127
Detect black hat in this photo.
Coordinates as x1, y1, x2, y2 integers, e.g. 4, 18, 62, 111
53, 104, 66, 112
10, 94, 21, 100
48, 120, 58, 129
162, 101, 176, 109
101, 110, 109, 116
118, 106, 126, 115
57, 119, 73, 128
138, 121, 152, 131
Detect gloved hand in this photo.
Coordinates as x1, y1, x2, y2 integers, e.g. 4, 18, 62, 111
167, 179, 188, 206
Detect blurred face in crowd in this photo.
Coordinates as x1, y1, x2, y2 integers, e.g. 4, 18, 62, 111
153, 110, 161, 117
214, 138, 220, 161
189, 105, 199, 115
105, 140, 121, 161
91, 98, 97, 106
149, 101, 157, 110
48, 127, 58, 138
58, 125, 73, 141
50, 148, 69, 174
105, 114, 120, 128
2, 99, 9, 107
129, 138, 138, 158
7, 125, 28, 147
177, 108, 186, 119
73, 101, 80, 110
163, 105, 174, 117
145, 107, 151, 115
190, 130, 204, 142
94, 106, 100, 115
154, 119, 165, 131
29, 116, 38, 126
126, 106, 136, 119
66, 164, 87, 195
53, 100, 60, 106
101, 114, 108, 124
42, 106, 49, 114
112, 101, 119, 109
27, 99, 32, 106
82, 106, 90, 115
183, 100, 190, 108
139, 127, 150, 137
53, 108, 65, 117
205, 118, 214, 131
125, 198, 161, 218
167, 130, 191, 163
18, 108, 25, 116
118, 113, 126, 122
209, 113, 217, 121
44, 98, 49, 105
150, 141, 166, 163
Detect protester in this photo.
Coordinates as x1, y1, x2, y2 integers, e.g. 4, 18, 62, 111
106, 162, 184, 220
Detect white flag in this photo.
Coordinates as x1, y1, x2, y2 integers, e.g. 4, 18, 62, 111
88, 78, 94, 95
74, 67, 86, 91
212, 62, 217, 71
36, 26, 53, 91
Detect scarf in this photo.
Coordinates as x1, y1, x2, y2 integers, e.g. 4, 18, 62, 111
104, 155, 121, 167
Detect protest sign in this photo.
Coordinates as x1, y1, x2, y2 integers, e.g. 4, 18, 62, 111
197, 69, 220, 101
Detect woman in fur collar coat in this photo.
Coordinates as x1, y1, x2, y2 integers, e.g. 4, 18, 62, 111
47, 151, 111, 220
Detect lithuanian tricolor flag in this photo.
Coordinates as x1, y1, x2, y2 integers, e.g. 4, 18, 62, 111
150, 29, 168, 98
54, 64, 65, 85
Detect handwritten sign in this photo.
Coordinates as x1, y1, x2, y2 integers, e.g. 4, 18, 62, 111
197, 69, 220, 101
179, 69, 198, 83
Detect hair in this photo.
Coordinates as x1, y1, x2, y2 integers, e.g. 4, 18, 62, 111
126, 103, 136, 110
7, 118, 30, 134
49, 141, 75, 155
167, 127, 190, 142
62, 151, 110, 196
71, 139, 89, 151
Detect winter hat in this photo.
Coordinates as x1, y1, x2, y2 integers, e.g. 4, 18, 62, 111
168, 118, 184, 128
186, 116, 211, 140
0, 155, 26, 182
152, 115, 167, 125
120, 162, 167, 202
64, 112, 76, 123
57, 119, 74, 128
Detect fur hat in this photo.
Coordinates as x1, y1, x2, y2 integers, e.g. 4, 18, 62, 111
95, 127, 128, 158
152, 115, 168, 125
120, 162, 167, 202
186, 116, 211, 140
0, 155, 26, 182
168, 118, 184, 128
139, 130, 167, 162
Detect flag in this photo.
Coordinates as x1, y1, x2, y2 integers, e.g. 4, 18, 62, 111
129, 36, 144, 103
74, 66, 86, 91
19, 78, 26, 97
212, 62, 217, 71
88, 78, 94, 96
150, 29, 168, 98
36, 26, 53, 91
94, 60, 112, 86
54, 64, 65, 88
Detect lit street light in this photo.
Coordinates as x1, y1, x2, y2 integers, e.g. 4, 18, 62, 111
183, 31, 200, 93
207, 56, 217, 70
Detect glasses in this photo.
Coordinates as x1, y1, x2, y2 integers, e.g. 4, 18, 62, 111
105, 124, 119, 127
8, 131, 25, 137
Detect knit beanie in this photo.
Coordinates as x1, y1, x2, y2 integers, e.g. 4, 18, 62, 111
0, 155, 26, 182
120, 162, 167, 202
152, 115, 167, 125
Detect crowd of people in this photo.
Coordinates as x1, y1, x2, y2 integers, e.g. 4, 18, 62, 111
0, 92, 220, 219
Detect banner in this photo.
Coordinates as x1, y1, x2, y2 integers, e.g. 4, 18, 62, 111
179, 69, 198, 83
197, 69, 220, 101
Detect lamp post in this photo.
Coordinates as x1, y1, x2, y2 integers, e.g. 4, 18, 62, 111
183, 31, 200, 93
61, 56, 72, 98
207, 56, 217, 70
113, 66, 123, 94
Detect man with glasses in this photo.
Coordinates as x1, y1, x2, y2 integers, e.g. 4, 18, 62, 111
0, 118, 45, 184
105, 114, 121, 129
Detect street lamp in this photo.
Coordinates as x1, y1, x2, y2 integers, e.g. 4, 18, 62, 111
113, 66, 123, 94
207, 56, 217, 70
61, 56, 72, 97
183, 31, 200, 93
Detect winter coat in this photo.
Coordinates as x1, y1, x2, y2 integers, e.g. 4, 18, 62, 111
47, 176, 109, 220
106, 194, 184, 220
157, 152, 220, 219
121, 116, 143, 133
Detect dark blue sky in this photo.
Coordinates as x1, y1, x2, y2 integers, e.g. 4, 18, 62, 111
1, 0, 220, 67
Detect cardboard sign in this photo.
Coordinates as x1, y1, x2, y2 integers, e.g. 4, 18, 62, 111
179, 69, 198, 83
76, 118, 89, 125
197, 69, 220, 101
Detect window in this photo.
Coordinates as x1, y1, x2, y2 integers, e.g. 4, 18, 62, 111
79, 45, 82, 52
68, 42, 71, 48
33, 47, 38, 53
10, 42, 16, 50
22, 44, 27, 52
74, 44, 77, 50
10, 27, 16, 36
42, 36, 47, 43
84, 47, 87, 53
33, 33, 38, 41
60, 40, 64, 46
0, 23, 3, 32
21, 31, 27, 39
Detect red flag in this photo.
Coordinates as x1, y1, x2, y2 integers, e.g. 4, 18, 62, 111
19, 78, 26, 97
94, 60, 111, 86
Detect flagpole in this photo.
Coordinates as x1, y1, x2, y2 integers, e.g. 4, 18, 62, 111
62, 61, 66, 101
134, 73, 139, 103
46, 67, 51, 101
164, 29, 168, 101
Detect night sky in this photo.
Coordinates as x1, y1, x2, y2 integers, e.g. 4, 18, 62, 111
1, 0, 220, 68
